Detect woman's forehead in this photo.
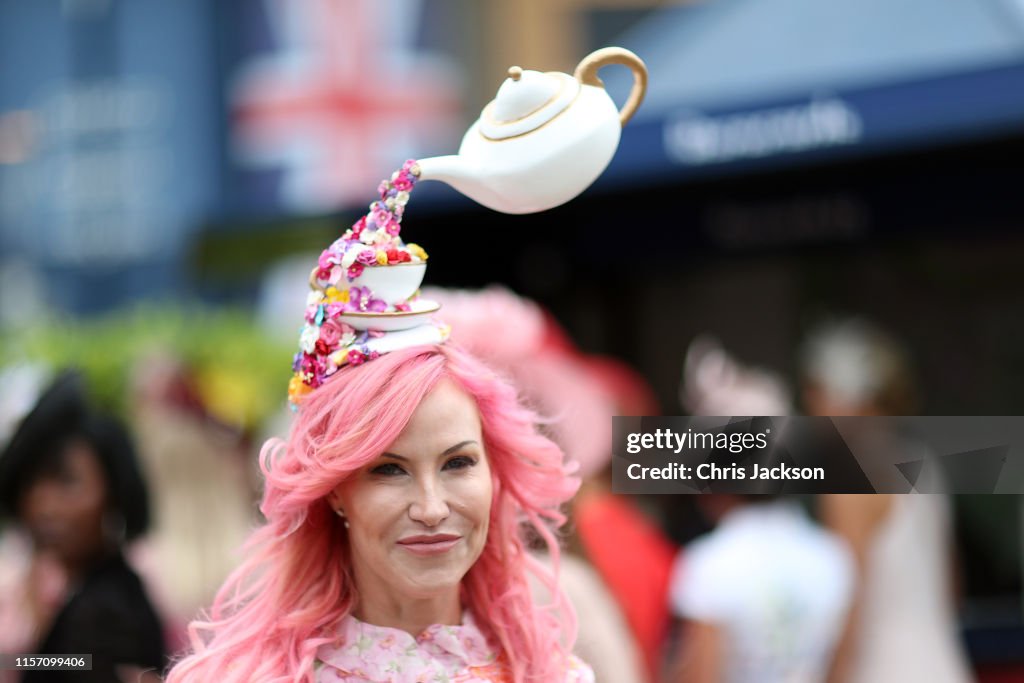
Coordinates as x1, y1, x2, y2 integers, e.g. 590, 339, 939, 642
388, 379, 482, 454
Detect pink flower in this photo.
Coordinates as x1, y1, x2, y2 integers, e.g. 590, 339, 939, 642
356, 249, 377, 266
347, 263, 364, 280
392, 174, 413, 191
372, 205, 393, 230
350, 215, 367, 238
349, 286, 388, 313
300, 354, 325, 386
318, 250, 337, 270
319, 319, 345, 347
347, 349, 366, 365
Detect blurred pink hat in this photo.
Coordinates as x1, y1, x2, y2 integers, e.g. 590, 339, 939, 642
423, 286, 657, 477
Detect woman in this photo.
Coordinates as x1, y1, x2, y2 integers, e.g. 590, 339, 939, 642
800, 319, 972, 683
0, 370, 166, 682
166, 344, 594, 682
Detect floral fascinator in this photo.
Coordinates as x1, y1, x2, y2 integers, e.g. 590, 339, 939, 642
287, 160, 449, 408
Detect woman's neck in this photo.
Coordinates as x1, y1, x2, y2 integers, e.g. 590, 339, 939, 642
59, 543, 117, 584
353, 581, 462, 637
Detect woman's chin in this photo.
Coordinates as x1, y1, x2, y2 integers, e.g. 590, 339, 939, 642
392, 567, 468, 600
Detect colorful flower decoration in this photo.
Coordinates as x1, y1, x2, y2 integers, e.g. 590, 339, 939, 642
311, 159, 427, 299
288, 160, 445, 409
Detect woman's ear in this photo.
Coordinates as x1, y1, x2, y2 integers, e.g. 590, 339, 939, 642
326, 488, 342, 510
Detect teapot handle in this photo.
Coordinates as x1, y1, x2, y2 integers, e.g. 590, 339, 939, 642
573, 47, 648, 126
309, 266, 326, 294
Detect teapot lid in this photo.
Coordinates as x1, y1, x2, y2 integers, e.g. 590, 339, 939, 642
479, 67, 580, 140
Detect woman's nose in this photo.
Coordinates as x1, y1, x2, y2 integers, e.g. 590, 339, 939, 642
408, 478, 450, 527
23, 480, 64, 522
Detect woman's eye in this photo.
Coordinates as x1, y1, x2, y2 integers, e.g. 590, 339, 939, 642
370, 462, 406, 476
443, 456, 475, 471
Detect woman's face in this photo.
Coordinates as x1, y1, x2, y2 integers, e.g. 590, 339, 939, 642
329, 378, 493, 602
18, 438, 109, 569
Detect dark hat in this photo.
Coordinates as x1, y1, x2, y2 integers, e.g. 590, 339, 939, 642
0, 370, 150, 540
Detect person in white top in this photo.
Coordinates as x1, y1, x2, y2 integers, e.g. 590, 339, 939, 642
668, 496, 855, 683
802, 319, 973, 683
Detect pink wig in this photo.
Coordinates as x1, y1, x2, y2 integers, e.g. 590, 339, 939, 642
166, 343, 580, 683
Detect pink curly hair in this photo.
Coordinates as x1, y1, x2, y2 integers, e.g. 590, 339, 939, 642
165, 343, 580, 683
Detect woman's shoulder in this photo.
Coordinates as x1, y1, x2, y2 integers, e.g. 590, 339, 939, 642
47, 553, 164, 654
66, 553, 160, 621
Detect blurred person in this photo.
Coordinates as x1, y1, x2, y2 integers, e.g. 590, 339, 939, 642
682, 335, 794, 417
126, 353, 257, 654
0, 364, 64, 667
670, 339, 853, 683
429, 285, 656, 683
668, 494, 854, 683
0, 370, 165, 682
801, 318, 974, 683
570, 353, 678, 682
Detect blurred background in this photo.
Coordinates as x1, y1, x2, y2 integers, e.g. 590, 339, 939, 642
1, 0, 1023, 680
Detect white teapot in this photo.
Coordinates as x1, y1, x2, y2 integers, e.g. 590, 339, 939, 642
417, 47, 647, 214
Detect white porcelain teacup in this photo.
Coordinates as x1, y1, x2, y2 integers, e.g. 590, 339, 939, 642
349, 262, 427, 306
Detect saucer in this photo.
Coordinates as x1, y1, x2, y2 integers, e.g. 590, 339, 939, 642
339, 299, 441, 332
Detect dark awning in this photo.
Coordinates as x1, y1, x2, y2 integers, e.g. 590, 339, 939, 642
596, 0, 1024, 188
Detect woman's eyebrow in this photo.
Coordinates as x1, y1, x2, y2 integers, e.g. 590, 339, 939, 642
381, 440, 478, 461
441, 440, 477, 456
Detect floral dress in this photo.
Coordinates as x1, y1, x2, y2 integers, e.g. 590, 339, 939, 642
314, 611, 594, 683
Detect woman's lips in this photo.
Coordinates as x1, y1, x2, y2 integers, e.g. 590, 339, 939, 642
397, 534, 461, 556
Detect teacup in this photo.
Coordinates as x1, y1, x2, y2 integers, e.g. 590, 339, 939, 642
349, 262, 427, 306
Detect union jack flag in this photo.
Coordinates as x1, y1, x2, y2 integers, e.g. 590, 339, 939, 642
230, 0, 463, 213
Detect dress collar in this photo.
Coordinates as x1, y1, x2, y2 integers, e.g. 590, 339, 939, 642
315, 610, 501, 682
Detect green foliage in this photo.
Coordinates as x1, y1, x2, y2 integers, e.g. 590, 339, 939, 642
0, 305, 293, 430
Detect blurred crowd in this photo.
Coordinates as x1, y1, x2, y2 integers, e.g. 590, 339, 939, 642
0, 288, 992, 683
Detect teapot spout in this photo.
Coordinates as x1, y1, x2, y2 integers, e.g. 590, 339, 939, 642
417, 155, 509, 212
